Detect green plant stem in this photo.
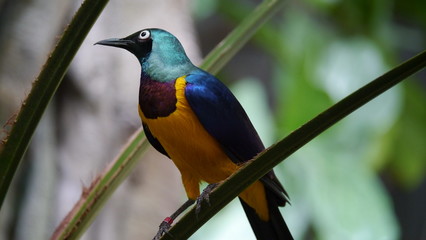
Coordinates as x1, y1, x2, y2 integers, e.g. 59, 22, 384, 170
50, 129, 150, 240
0, 0, 109, 209
161, 51, 426, 240
201, 0, 285, 74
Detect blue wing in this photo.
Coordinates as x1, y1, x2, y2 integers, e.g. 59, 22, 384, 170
185, 69, 288, 204
184, 69, 264, 164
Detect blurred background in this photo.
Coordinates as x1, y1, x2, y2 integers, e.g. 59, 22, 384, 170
0, 0, 425, 239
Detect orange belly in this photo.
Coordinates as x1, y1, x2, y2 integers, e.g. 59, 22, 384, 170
139, 76, 269, 220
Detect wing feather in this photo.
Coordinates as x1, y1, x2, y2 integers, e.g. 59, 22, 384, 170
142, 122, 170, 158
184, 70, 289, 204
185, 71, 264, 164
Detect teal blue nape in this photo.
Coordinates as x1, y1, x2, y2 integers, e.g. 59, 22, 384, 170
95, 28, 293, 240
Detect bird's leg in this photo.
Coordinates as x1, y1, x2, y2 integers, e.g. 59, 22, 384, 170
195, 183, 219, 216
153, 183, 219, 239
153, 199, 195, 240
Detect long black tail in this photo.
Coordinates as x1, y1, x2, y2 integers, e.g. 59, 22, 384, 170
239, 189, 293, 240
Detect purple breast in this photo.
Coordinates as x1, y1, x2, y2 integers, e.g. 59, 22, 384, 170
139, 76, 177, 119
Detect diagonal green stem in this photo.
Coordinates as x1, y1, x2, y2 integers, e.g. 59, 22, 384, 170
201, 0, 285, 74
50, 129, 150, 240
161, 51, 426, 240
0, 0, 109, 209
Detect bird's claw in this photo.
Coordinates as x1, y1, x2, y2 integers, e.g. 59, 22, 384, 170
153, 217, 173, 240
195, 183, 219, 216
152, 184, 218, 239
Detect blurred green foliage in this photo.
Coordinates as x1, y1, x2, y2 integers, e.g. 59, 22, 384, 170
192, 0, 425, 239
384, 84, 426, 188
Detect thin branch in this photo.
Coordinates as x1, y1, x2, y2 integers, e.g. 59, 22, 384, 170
162, 51, 426, 240
0, 0, 109, 209
50, 129, 150, 240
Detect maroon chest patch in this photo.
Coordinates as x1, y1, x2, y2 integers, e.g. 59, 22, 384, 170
139, 76, 177, 119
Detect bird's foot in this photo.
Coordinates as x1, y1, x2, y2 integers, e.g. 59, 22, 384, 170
153, 217, 174, 240
195, 183, 219, 216
152, 199, 195, 240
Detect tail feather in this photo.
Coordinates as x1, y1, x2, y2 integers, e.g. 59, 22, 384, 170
239, 190, 293, 240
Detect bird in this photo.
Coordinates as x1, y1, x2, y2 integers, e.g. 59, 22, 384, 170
96, 28, 293, 240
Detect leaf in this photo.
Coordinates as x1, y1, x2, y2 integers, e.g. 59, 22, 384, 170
163, 50, 426, 240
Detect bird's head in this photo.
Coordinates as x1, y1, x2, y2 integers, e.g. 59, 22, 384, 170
96, 28, 196, 81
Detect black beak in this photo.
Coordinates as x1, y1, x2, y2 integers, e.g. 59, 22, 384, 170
95, 38, 137, 53
96, 32, 152, 59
